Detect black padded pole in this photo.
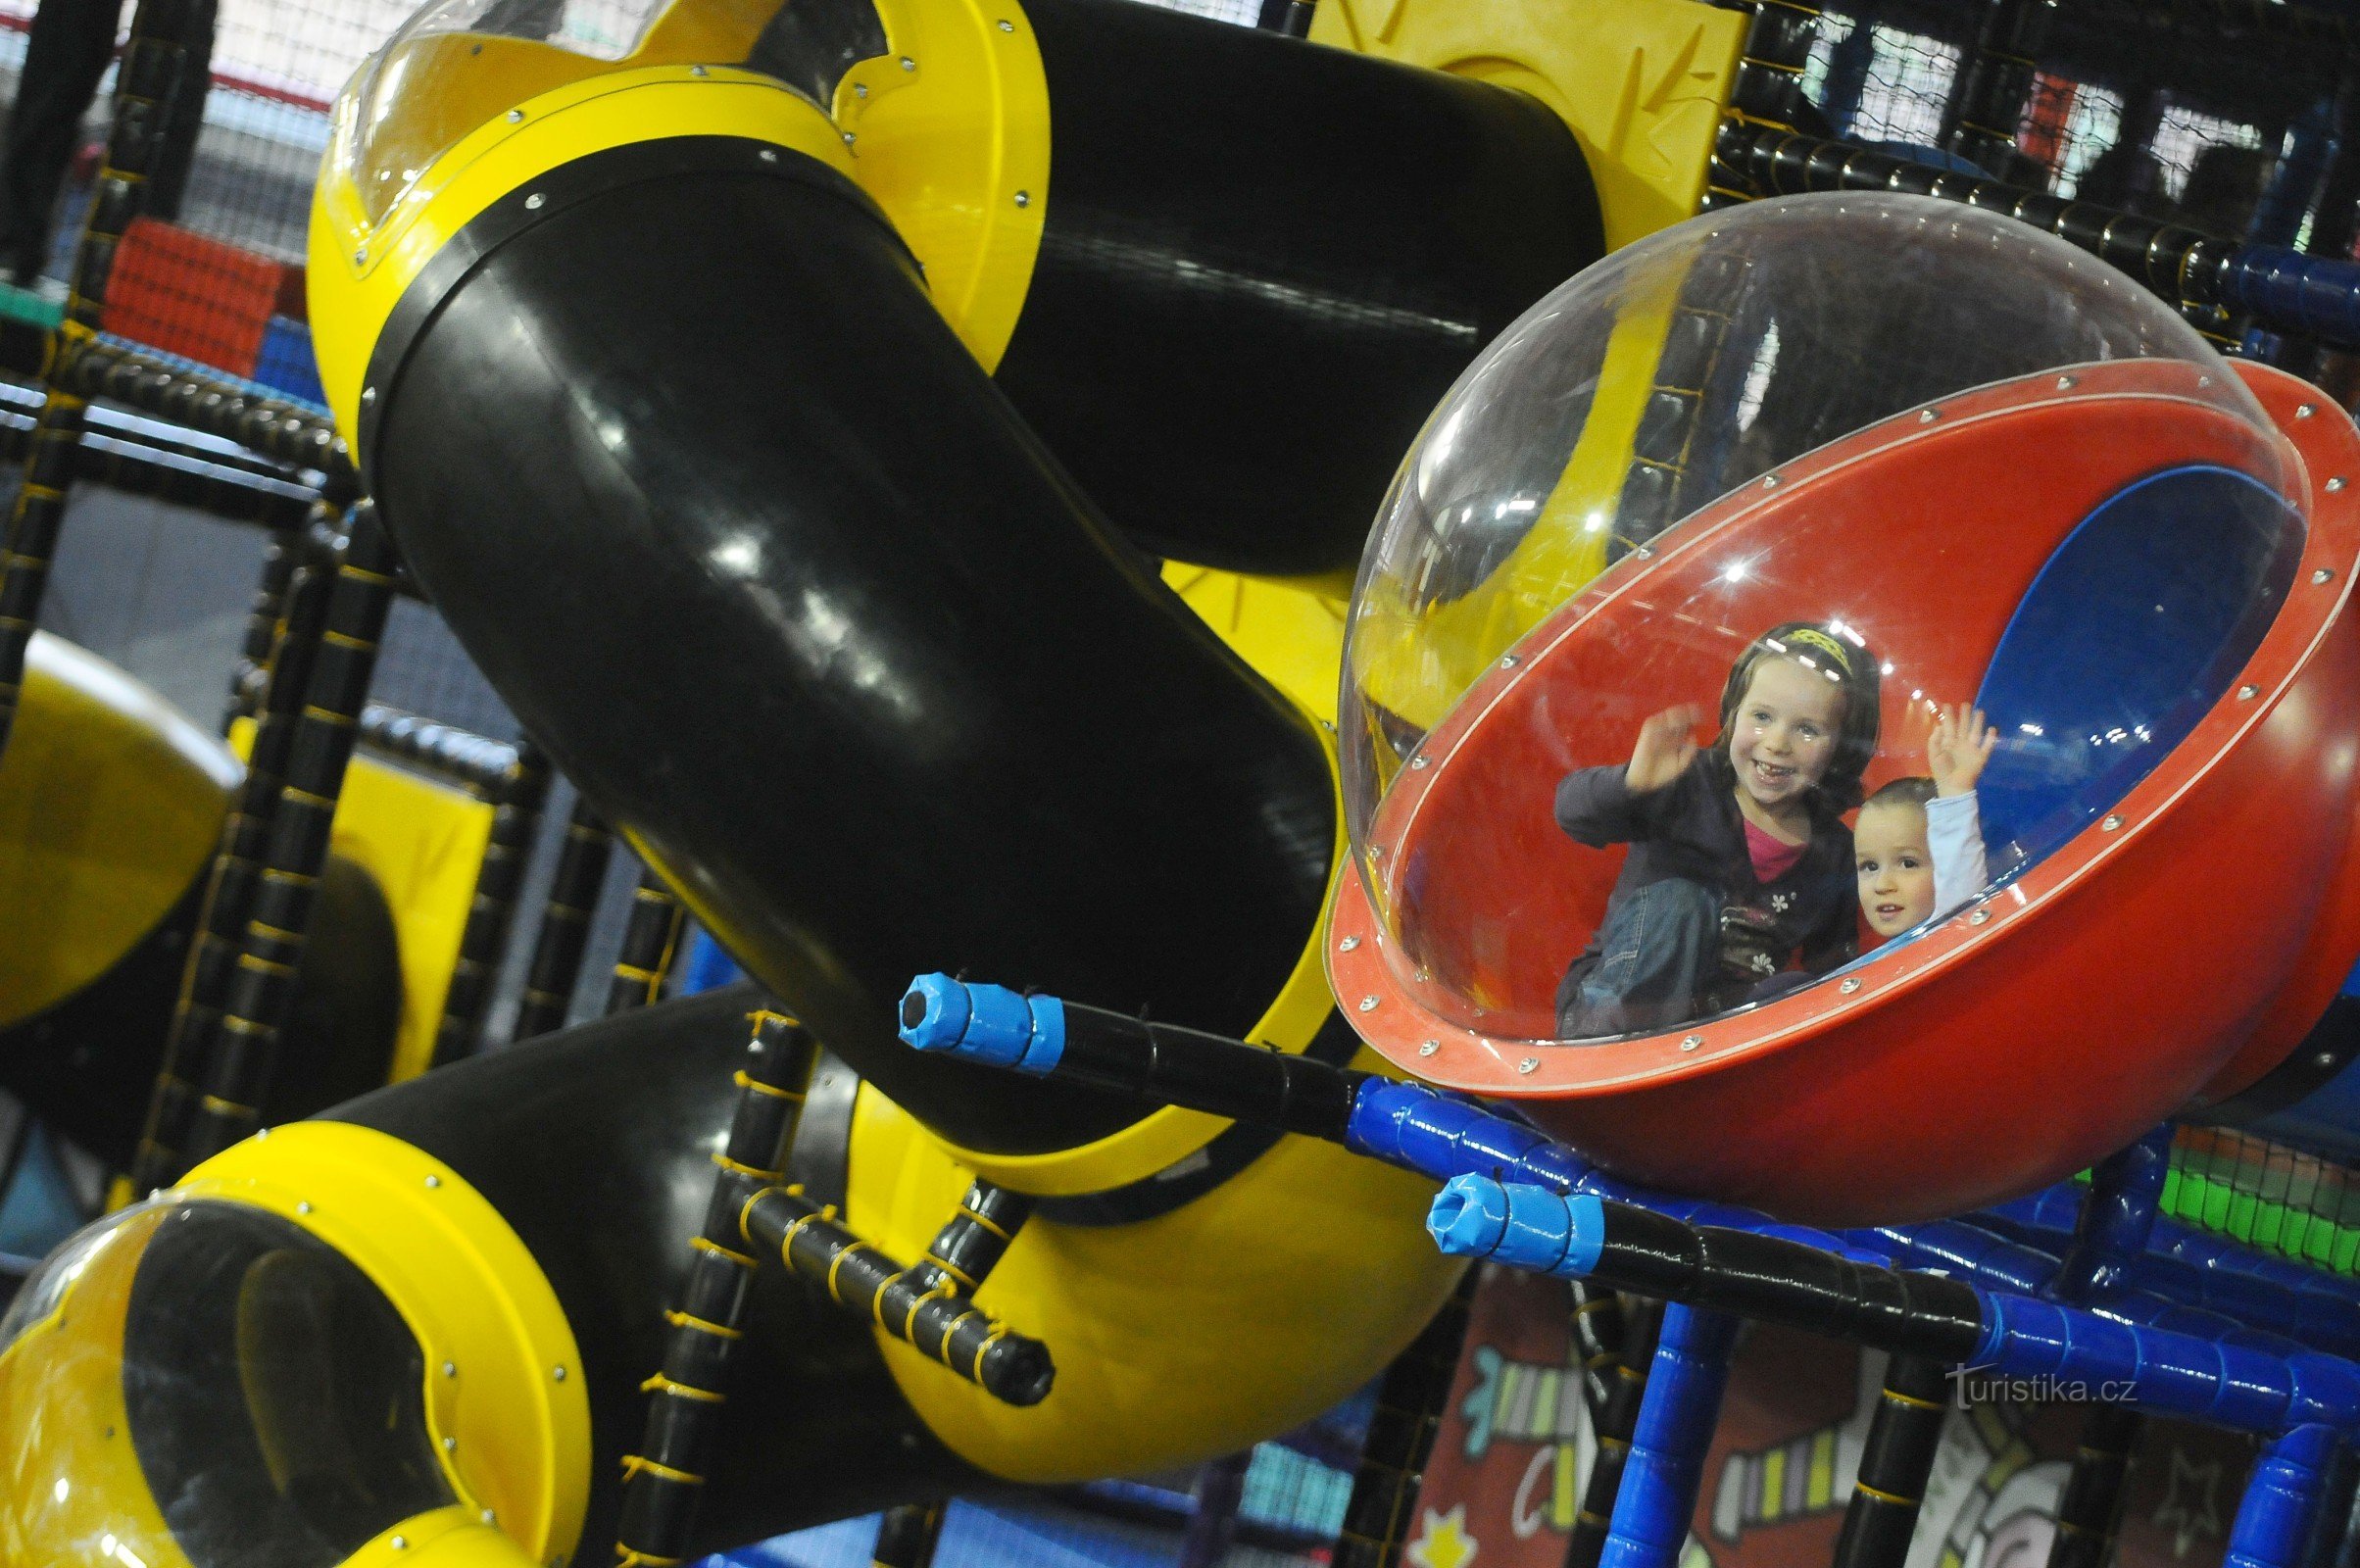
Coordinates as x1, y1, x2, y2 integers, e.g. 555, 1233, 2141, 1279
130, 511, 337, 1196
514, 798, 614, 1041
428, 738, 550, 1067
1833, 1356, 1956, 1568
1943, 0, 2055, 176
1564, 1293, 1660, 1568
871, 1503, 947, 1568
1333, 1269, 1480, 1568
178, 504, 398, 1168
615, 1008, 820, 1568
607, 864, 686, 1015
2046, 1404, 2141, 1568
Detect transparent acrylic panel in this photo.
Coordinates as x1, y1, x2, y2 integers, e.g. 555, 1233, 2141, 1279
1341, 193, 2301, 1046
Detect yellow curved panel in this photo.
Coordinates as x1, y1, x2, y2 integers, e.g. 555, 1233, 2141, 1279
847, 1063, 1462, 1482
0, 633, 235, 1028
182, 1123, 592, 1567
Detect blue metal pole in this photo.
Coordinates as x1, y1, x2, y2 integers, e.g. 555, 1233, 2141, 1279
2235, 1426, 2345, 1568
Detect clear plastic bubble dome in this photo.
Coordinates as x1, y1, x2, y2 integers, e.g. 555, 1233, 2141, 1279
1340, 192, 2304, 1048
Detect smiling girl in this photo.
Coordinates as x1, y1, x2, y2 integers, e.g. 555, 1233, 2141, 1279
1552, 621, 1883, 1039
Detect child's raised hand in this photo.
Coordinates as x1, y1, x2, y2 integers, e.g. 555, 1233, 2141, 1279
1626, 704, 1702, 794
1929, 705, 1996, 797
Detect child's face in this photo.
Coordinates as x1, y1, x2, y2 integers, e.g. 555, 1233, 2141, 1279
1855, 800, 1935, 938
1728, 657, 1844, 812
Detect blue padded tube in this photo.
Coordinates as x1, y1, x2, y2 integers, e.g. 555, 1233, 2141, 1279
2229, 1426, 2344, 1568
898, 973, 1064, 1072
2220, 247, 2360, 348
1601, 1305, 1743, 1568
1426, 1176, 1607, 1277
2051, 1127, 2174, 1302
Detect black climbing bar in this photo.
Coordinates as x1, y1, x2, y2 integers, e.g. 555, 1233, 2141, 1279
130, 512, 339, 1196
2046, 1404, 2141, 1568
615, 1008, 821, 1568
908, 1179, 1035, 1298
1833, 1356, 1956, 1568
871, 1503, 948, 1568
899, 974, 1360, 1141
55, 338, 352, 489
178, 503, 399, 1168
1564, 1290, 1657, 1568
608, 864, 686, 1014
1943, 0, 2054, 176
739, 1184, 1055, 1407
513, 798, 614, 1041
1333, 1269, 1481, 1568
428, 738, 550, 1067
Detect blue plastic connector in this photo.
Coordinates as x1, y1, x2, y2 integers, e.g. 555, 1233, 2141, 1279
1426, 1177, 1606, 1279
897, 973, 1064, 1073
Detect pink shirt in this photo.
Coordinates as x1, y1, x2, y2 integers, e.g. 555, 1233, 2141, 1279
1745, 818, 1806, 884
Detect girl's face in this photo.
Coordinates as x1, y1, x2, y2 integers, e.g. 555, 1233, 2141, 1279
1728, 657, 1844, 811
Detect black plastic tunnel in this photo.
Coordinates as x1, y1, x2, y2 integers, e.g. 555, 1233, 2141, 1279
360, 136, 1342, 1153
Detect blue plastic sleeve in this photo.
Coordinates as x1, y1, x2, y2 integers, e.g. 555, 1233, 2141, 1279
2219, 245, 2360, 347
1426, 1176, 1606, 1278
2227, 1425, 2341, 1568
1601, 1305, 1743, 1568
897, 973, 1064, 1072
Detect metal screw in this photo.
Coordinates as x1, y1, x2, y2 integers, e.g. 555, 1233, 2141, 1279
1418, 1040, 1439, 1056
391, 1539, 408, 1552
442, 1436, 457, 1452
689, 63, 708, 75
1518, 1057, 1540, 1073
1969, 908, 1991, 925
552, 1365, 567, 1381
2238, 683, 2259, 699
1357, 995, 1379, 1012
353, 246, 367, 264
2102, 813, 2124, 830
424, 1174, 441, 1189
1014, 190, 1031, 207
2056, 374, 2076, 390
998, 16, 1013, 27
255, 1126, 270, 1140
1918, 409, 1938, 423
523, 193, 543, 210
854, 82, 868, 97
481, 1511, 497, 1526
1839, 978, 1860, 994
841, 131, 856, 146
1635, 545, 1654, 560
2198, 374, 2214, 388
506, 108, 523, 122
760, 149, 777, 163
361, 387, 375, 403
1760, 474, 1780, 490
296, 1200, 313, 1214
1408, 755, 1428, 769
1339, 935, 1360, 952
1500, 654, 1519, 668
900, 55, 916, 70
1680, 1036, 1702, 1052
2316, 567, 2336, 584
2331, 477, 2348, 493
442, 1361, 457, 1378
2300, 403, 2319, 418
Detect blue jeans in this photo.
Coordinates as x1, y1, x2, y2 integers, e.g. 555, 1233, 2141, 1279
1556, 877, 1718, 1040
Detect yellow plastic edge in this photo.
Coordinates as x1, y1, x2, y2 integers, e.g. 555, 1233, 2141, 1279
918, 719, 1346, 1198
179, 1122, 591, 1568
841, 0, 1051, 370
346, 1506, 543, 1566
1309, 0, 1743, 250
311, 69, 855, 438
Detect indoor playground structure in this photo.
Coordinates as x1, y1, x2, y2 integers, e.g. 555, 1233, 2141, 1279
15, 0, 2360, 1565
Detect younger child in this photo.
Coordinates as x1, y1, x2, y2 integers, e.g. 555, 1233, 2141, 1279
1854, 705, 1994, 942
1554, 621, 1882, 1039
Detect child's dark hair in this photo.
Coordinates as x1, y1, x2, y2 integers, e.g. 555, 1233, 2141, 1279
1864, 776, 1937, 811
1715, 620, 1883, 809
